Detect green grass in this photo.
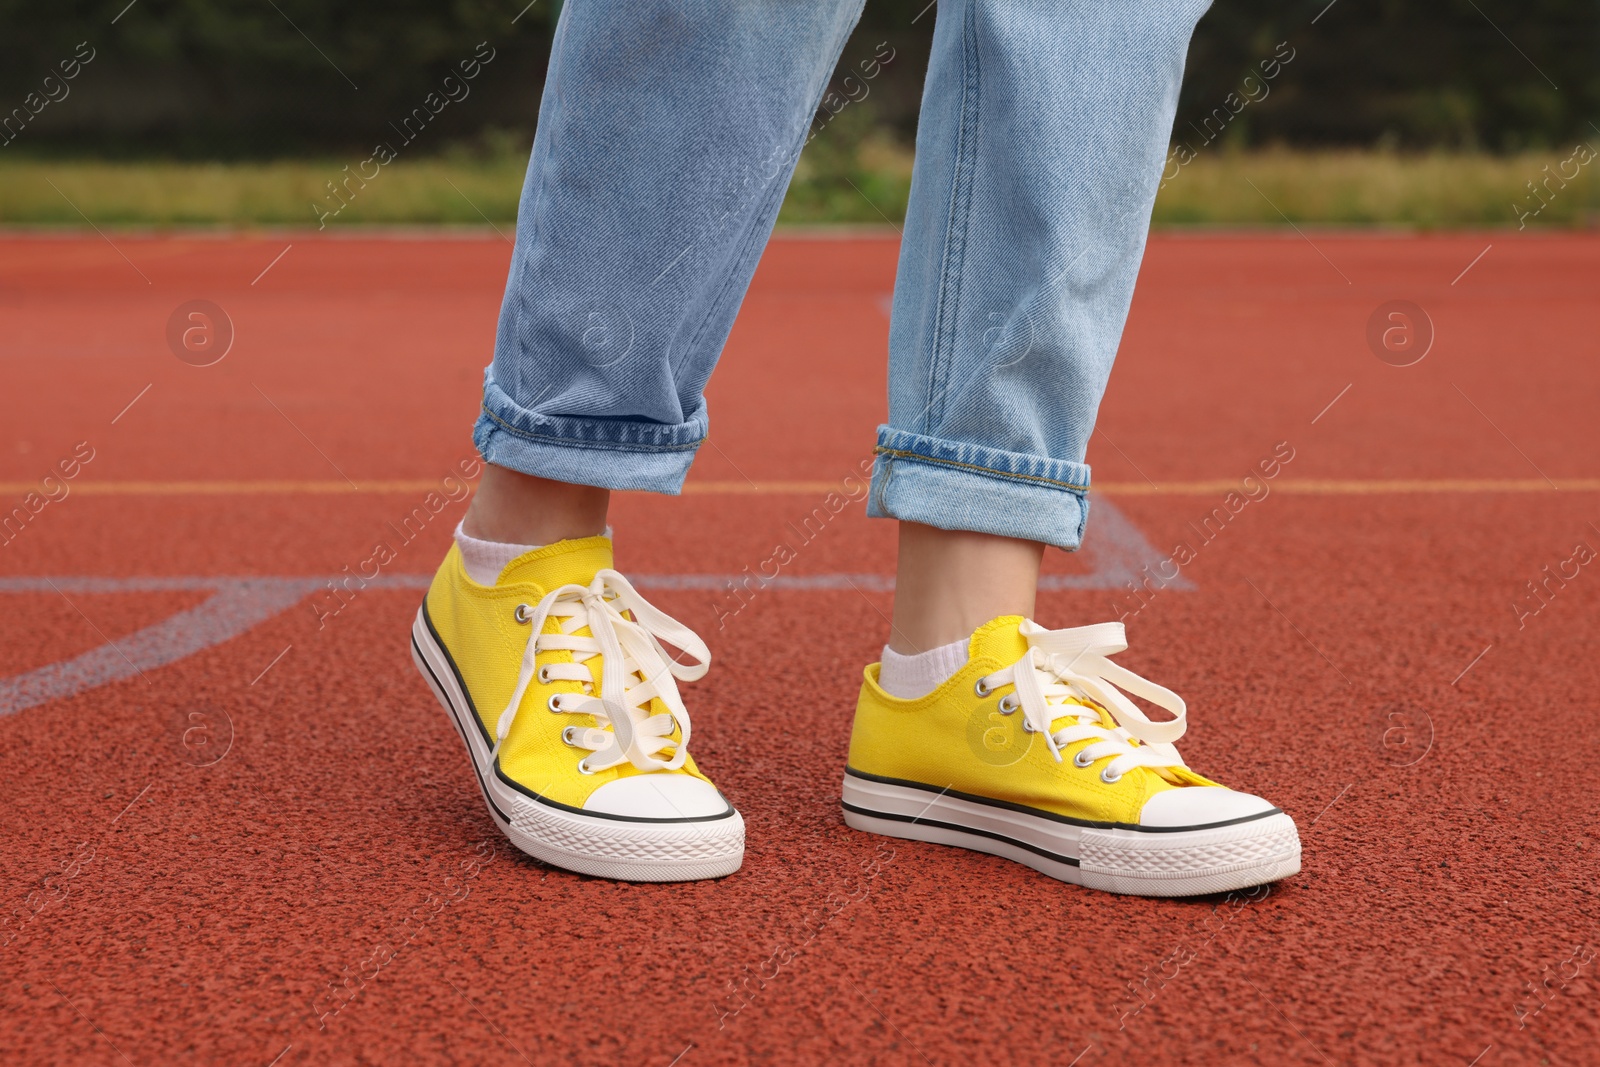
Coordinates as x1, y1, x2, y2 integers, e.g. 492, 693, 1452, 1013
1152, 146, 1600, 229
2, 142, 1596, 229
0, 157, 534, 229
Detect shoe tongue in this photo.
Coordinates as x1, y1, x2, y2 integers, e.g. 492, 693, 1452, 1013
966, 615, 1030, 664
972, 615, 1109, 723
496, 535, 614, 592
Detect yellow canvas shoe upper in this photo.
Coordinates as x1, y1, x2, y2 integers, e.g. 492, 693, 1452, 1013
421, 535, 719, 813
847, 616, 1224, 826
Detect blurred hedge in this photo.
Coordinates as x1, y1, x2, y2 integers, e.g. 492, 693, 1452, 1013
6, 147, 1595, 228
1, 0, 1595, 158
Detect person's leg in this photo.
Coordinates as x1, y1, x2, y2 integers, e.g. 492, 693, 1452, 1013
876, 0, 1212, 656
887, 524, 1042, 653
846, 0, 1302, 897
463, 468, 609, 546
417, 0, 865, 883
472, 0, 864, 512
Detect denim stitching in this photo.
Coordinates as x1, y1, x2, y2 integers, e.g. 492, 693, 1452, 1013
507, 9, 573, 371
674, 149, 788, 384
873, 445, 1090, 493
676, 2, 866, 383
921, 0, 982, 436
481, 404, 704, 454
676, 136, 800, 377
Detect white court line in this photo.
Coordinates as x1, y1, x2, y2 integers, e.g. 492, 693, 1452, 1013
0, 502, 1179, 717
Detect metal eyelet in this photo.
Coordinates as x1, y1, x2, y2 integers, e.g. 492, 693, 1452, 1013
537, 665, 552, 684
1100, 767, 1123, 784
974, 678, 993, 697
1073, 750, 1095, 769
576, 758, 596, 775
514, 604, 532, 623
1021, 720, 1035, 734
548, 694, 563, 713
561, 726, 578, 745
998, 694, 1019, 715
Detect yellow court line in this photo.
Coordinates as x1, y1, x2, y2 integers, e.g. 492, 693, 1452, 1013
1094, 478, 1600, 495
0, 480, 466, 496
1, 477, 1598, 497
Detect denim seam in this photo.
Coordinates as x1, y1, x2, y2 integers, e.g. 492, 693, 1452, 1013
922, 0, 981, 435
677, 4, 865, 383
873, 445, 1090, 493
676, 143, 798, 380
480, 404, 704, 454
512, 9, 571, 357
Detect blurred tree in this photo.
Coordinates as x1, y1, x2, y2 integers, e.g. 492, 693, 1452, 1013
0, 0, 558, 156
0, 0, 1592, 157
1175, 0, 1596, 151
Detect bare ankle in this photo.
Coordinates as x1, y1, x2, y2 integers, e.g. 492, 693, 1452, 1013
888, 521, 1044, 653
462, 464, 610, 545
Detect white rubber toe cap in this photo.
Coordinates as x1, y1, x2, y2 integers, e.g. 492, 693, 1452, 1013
1139, 786, 1280, 829
583, 774, 732, 820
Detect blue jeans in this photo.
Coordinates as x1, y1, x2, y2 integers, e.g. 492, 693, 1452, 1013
475, 0, 1211, 550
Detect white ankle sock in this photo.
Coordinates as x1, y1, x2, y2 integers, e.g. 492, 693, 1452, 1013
454, 521, 614, 585
877, 638, 970, 700
454, 521, 543, 585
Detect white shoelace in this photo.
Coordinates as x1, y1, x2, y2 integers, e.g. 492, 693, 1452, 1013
979, 620, 1188, 782
491, 570, 710, 774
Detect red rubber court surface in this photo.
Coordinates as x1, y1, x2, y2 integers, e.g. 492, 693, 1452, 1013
1, 230, 1597, 1066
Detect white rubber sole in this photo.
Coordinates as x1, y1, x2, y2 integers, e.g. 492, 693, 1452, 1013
410, 606, 744, 883
841, 769, 1300, 897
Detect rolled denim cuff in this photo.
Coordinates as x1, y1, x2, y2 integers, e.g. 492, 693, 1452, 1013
865, 426, 1091, 551
472, 377, 705, 494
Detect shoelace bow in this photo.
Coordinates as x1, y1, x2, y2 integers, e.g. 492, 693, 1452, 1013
983, 621, 1189, 781
491, 569, 709, 774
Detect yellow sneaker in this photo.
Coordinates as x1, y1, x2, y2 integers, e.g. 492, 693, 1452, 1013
842, 617, 1300, 896
410, 535, 743, 882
